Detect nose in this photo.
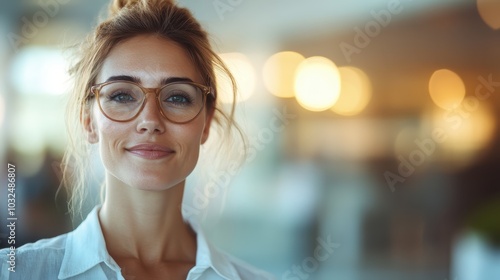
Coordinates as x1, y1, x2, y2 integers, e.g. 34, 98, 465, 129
136, 94, 166, 134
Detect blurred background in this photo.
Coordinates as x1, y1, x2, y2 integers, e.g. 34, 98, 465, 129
1, 0, 500, 279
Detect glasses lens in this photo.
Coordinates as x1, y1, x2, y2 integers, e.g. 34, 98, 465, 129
98, 82, 144, 121
159, 83, 205, 122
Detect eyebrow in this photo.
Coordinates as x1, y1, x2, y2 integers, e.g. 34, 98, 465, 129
104, 75, 195, 85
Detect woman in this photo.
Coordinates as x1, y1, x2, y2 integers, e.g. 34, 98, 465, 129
0, 0, 275, 279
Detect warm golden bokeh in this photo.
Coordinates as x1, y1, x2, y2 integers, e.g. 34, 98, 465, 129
477, 0, 500, 29
431, 102, 496, 167
331, 66, 372, 116
428, 69, 466, 110
216, 52, 256, 104
262, 51, 305, 98
294, 56, 341, 112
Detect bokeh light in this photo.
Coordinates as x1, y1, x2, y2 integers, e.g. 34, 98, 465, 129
432, 102, 496, 167
263, 51, 305, 98
217, 52, 256, 104
331, 66, 372, 116
428, 69, 466, 110
294, 56, 341, 112
10, 46, 71, 96
477, 0, 500, 30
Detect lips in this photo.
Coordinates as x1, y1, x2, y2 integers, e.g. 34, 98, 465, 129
126, 144, 175, 160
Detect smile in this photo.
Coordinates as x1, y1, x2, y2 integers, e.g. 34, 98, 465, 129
126, 144, 175, 160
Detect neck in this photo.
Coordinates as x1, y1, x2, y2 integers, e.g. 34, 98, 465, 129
98, 177, 197, 265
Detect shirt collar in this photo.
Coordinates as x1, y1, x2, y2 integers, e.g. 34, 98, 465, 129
188, 220, 240, 280
59, 206, 118, 279
58, 206, 241, 280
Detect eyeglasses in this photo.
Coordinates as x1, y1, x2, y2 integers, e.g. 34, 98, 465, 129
90, 80, 213, 123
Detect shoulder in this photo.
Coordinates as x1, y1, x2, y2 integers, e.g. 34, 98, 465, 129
0, 233, 69, 279
9, 232, 68, 258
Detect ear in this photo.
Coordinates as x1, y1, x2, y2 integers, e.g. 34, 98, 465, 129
200, 107, 214, 145
82, 107, 99, 144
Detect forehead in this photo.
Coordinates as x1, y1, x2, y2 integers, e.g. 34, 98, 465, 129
97, 34, 202, 85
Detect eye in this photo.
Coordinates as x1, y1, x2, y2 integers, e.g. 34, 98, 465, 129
108, 91, 137, 103
166, 95, 190, 104
163, 91, 194, 106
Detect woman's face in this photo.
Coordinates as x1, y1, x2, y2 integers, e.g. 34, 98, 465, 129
86, 34, 213, 191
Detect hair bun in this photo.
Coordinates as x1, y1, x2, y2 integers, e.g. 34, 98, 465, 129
108, 0, 176, 17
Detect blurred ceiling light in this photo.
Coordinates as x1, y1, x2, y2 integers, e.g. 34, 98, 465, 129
294, 56, 341, 112
262, 51, 305, 98
217, 52, 255, 104
10, 46, 71, 96
428, 69, 465, 110
331, 66, 372, 116
477, 0, 500, 29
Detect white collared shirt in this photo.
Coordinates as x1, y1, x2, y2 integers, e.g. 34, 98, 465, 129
0, 207, 275, 280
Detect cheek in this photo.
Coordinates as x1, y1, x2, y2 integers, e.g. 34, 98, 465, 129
177, 119, 207, 161
93, 109, 128, 162
93, 104, 125, 139
185, 118, 207, 145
